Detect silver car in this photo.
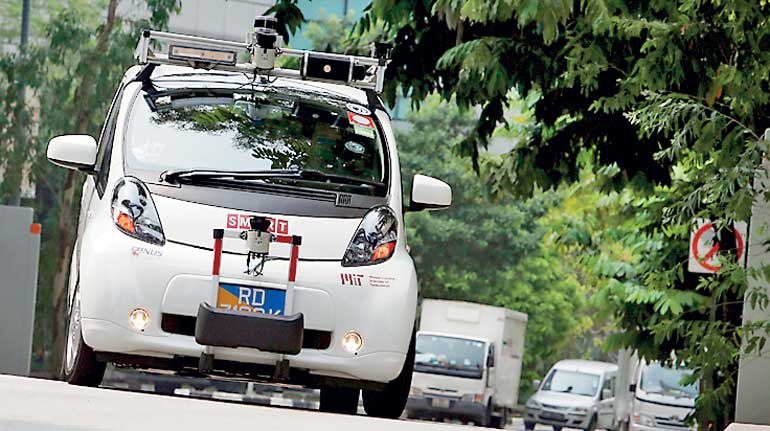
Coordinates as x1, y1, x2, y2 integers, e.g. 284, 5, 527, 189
525, 360, 618, 431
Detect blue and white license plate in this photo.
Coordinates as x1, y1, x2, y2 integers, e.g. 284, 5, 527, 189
217, 283, 285, 315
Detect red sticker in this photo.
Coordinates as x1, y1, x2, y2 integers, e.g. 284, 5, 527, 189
348, 112, 374, 128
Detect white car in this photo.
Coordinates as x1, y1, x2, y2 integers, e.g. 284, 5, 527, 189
525, 359, 619, 431
47, 27, 451, 418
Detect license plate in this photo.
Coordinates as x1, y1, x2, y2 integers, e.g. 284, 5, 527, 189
217, 283, 285, 315
431, 398, 450, 408
541, 411, 565, 420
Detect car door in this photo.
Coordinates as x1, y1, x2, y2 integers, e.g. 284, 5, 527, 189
597, 373, 616, 430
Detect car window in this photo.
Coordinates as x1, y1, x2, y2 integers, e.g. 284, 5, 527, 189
602, 375, 615, 394
542, 369, 601, 397
94, 84, 124, 197
124, 88, 387, 196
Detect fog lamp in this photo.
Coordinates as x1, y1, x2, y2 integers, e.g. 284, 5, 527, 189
342, 331, 363, 353
129, 308, 150, 331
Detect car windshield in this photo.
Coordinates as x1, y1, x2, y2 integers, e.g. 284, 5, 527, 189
640, 362, 699, 399
542, 369, 600, 397
125, 88, 386, 195
414, 334, 485, 379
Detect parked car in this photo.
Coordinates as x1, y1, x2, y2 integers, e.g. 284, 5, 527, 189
525, 359, 618, 431
615, 349, 698, 431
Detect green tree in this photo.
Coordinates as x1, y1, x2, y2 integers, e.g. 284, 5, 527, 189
271, 0, 770, 425
1, 0, 181, 373
398, 97, 586, 402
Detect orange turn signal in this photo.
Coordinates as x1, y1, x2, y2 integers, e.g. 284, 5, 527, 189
371, 241, 396, 261
116, 211, 136, 233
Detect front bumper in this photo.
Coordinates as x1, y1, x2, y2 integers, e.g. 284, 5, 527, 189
77, 216, 418, 384
525, 408, 591, 428
406, 396, 486, 421
194, 302, 304, 355
631, 422, 694, 431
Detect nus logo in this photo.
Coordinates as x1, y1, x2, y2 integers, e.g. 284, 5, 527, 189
226, 214, 289, 234
340, 273, 364, 286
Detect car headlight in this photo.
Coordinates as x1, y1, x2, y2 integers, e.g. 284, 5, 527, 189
571, 406, 589, 415
632, 413, 657, 427
526, 399, 542, 409
341, 206, 397, 266
461, 393, 484, 403
111, 177, 165, 245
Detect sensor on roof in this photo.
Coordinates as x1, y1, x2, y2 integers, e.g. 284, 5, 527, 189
250, 16, 279, 71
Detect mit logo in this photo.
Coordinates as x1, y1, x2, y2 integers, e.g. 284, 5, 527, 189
340, 273, 364, 286
226, 214, 289, 234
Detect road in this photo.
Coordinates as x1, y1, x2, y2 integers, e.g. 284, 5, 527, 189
0, 375, 557, 431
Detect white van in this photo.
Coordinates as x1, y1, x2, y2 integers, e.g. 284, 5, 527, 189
48, 22, 451, 418
525, 359, 619, 431
615, 350, 698, 431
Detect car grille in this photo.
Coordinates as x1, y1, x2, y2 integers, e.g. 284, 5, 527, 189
542, 403, 568, 411
161, 313, 332, 350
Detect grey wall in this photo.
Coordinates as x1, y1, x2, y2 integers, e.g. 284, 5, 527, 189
0, 205, 40, 376
735, 163, 770, 425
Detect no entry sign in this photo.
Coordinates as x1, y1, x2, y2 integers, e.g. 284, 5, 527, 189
688, 218, 747, 274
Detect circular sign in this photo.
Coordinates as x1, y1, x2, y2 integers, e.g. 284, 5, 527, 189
346, 103, 371, 115
691, 222, 744, 272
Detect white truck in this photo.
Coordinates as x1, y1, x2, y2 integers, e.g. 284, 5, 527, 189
405, 299, 528, 428
615, 349, 698, 431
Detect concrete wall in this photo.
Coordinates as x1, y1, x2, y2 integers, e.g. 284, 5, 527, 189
735, 164, 770, 425
0, 205, 40, 376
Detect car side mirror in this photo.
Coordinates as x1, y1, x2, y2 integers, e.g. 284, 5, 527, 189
602, 388, 613, 400
47, 135, 97, 171
409, 174, 452, 212
533, 379, 541, 389
629, 383, 637, 392
487, 353, 495, 368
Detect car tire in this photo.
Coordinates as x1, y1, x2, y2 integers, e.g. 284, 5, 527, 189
489, 408, 507, 429
319, 387, 360, 415
524, 420, 537, 430
585, 415, 597, 431
362, 330, 415, 419
61, 287, 106, 386
554, 427, 563, 431
480, 402, 492, 427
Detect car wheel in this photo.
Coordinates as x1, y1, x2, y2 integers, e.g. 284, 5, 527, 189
585, 414, 598, 431
362, 330, 415, 419
480, 402, 493, 427
62, 287, 106, 386
489, 408, 507, 429
554, 426, 563, 431
319, 387, 360, 415
525, 420, 537, 430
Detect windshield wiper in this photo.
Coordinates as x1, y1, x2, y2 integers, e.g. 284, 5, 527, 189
161, 169, 297, 184
160, 168, 386, 191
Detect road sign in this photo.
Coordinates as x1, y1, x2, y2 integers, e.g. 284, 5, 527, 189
688, 218, 747, 273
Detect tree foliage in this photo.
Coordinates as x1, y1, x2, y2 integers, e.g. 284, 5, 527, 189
397, 98, 589, 402
269, 0, 770, 425
0, 0, 180, 371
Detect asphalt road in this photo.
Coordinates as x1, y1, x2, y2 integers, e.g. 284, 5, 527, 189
0, 375, 558, 431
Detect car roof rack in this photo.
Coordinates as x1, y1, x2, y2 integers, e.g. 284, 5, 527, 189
134, 25, 392, 94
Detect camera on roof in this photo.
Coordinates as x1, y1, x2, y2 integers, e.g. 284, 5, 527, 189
250, 16, 279, 70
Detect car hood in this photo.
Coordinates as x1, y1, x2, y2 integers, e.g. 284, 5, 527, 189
153, 194, 362, 260
531, 391, 596, 409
